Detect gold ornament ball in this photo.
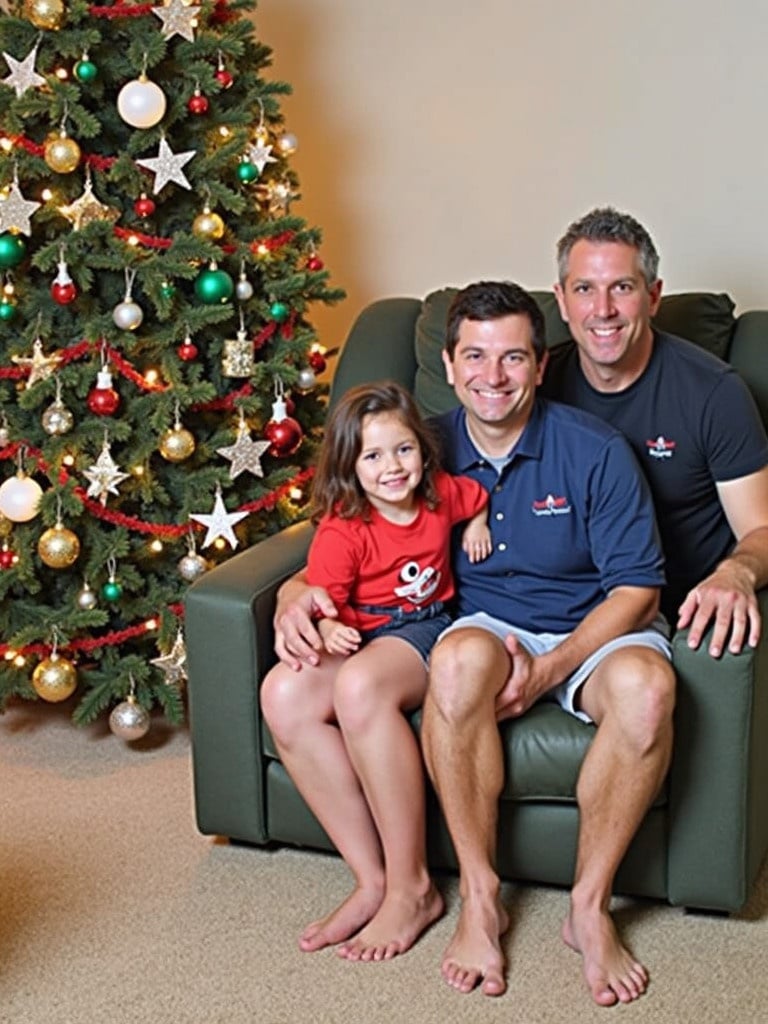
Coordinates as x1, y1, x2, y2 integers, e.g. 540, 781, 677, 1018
192, 210, 225, 240
23, 0, 66, 29
0, 511, 11, 539
38, 524, 81, 568
32, 654, 77, 703
159, 427, 196, 462
44, 134, 81, 174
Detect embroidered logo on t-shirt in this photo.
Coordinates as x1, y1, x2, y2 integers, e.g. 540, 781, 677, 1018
646, 435, 676, 460
393, 561, 440, 604
531, 493, 572, 516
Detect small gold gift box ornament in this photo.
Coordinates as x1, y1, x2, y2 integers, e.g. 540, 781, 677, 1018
222, 328, 255, 378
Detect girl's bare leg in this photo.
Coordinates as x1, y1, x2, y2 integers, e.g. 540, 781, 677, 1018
333, 637, 444, 962
260, 657, 386, 951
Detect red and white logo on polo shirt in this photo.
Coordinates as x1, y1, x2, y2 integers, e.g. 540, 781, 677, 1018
646, 435, 676, 460
531, 493, 572, 516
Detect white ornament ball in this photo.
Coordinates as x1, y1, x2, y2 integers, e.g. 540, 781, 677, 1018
0, 474, 43, 522
109, 696, 150, 741
277, 131, 298, 156
113, 300, 143, 331
76, 582, 98, 610
117, 77, 167, 129
296, 367, 317, 392
235, 277, 254, 301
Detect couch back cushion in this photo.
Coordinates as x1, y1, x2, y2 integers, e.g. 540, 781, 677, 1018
414, 288, 736, 418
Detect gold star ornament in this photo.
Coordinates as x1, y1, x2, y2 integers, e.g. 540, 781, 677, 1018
11, 337, 61, 386
152, 0, 201, 42
216, 413, 270, 479
150, 629, 187, 686
58, 173, 119, 230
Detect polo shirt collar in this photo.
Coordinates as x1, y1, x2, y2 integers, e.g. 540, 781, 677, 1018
453, 396, 547, 470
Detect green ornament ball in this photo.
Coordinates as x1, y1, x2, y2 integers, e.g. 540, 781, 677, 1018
270, 300, 289, 322
160, 280, 176, 299
237, 161, 259, 184
102, 579, 123, 602
0, 233, 26, 269
74, 59, 98, 83
0, 299, 16, 321
194, 267, 234, 305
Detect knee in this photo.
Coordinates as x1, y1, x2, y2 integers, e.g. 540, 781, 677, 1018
260, 665, 306, 742
605, 653, 676, 749
333, 662, 381, 734
427, 631, 500, 723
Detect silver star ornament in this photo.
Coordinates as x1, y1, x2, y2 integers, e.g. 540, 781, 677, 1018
2, 43, 46, 98
152, 0, 201, 42
136, 138, 195, 195
246, 140, 277, 174
189, 485, 249, 549
83, 439, 130, 506
150, 629, 188, 686
0, 179, 41, 236
216, 417, 270, 479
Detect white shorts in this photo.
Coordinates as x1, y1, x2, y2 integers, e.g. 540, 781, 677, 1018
437, 611, 672, 724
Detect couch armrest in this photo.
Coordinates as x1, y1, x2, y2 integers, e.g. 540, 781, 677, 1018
666, 588, 768, 910
185, 520, 313, 843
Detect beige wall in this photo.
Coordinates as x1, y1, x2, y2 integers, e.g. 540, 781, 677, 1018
257, 0, 768, 354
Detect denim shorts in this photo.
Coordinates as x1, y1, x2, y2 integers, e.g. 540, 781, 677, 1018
359, 602, 452, 665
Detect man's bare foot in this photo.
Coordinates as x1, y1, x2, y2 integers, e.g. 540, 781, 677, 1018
337, 882, 444, 962
440, 894, 509, 996
299, 885, 383, 952
562, 901, 648, 1006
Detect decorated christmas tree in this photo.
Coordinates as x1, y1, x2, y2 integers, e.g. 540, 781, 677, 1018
0, 0, 343, 738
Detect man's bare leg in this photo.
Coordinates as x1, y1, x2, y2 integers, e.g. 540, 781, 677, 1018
563, 647, 675, 1005
333, 638, 444, 962
421, 629, 511, 996
260, 657, 386, 951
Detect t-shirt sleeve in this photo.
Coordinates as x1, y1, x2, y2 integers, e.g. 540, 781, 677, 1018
437, 471, 488, 524
700, 371, 768, 483
306, 517, 362, 625
587, 436, 666, 592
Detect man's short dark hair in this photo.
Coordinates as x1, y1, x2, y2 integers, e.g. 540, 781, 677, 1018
556, 207, 660, 287
445, 281, 547, 362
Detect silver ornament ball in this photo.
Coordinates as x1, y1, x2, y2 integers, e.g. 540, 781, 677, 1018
113, 300, 144, 331
42, 400, 74, 436
235, 277, 254, 301
297, 367, 317, 392
76, 583, 98, 610
109, 696, 150, 741
178, 552, 208, 581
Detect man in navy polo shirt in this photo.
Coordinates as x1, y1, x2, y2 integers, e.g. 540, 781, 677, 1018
420, 281, 675, 1006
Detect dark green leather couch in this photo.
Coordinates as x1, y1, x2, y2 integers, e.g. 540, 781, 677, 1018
185, 290, 768, 912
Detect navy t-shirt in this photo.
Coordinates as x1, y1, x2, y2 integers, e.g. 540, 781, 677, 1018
542, 331, 768, 619
433, 398, 665, 634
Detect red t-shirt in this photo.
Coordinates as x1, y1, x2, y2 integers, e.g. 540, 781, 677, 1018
307, 471, 487, 631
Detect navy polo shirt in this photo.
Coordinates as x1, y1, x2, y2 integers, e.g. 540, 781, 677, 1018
433, 397, 666, 634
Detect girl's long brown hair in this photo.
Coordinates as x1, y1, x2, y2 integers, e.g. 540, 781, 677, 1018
311, 380, 443, 523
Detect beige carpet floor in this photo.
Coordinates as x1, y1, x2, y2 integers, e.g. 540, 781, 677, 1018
1, 699, 767, 1024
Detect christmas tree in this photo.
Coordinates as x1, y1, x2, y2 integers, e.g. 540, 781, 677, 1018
0, 0, 343, 737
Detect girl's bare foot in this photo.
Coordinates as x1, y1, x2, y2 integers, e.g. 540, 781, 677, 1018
562, 902, 648, 1005
440, 894, 509, 996
336, 883, 444, 962
299, 885, 383, 952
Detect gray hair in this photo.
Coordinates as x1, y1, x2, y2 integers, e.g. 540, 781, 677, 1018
556, 207, 660, 287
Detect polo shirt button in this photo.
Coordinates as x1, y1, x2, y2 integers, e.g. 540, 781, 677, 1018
494, 485, 503, 493
498, 542, 507, 552
495, 512, 504, 521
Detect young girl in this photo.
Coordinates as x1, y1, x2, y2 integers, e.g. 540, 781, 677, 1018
260, 381, 490, 963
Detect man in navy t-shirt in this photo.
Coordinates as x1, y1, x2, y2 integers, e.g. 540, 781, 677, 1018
544, 207, 768, 654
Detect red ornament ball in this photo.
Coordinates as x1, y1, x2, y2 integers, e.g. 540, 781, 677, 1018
308, 350, 326, 373
264, 416, 303, 457
177, 340, 199, 361
214, 68, 234, 89
51, 281, 77, 304
188, 92, 209, 115
0, 547, 16, 569
306, 255, 324, 272
134, 194, 156, 218
87, 385, 120, 416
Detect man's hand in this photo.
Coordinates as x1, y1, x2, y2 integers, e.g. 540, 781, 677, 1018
677, 560, 761, 657
495, 634, 552, 720
273, 575, 338, 670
